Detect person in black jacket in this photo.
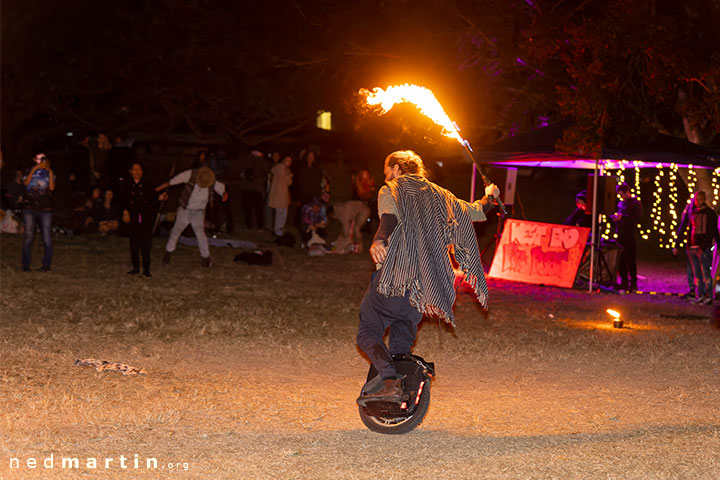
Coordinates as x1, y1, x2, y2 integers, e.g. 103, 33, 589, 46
118, 162, 165, 277
610, 183, 642, 291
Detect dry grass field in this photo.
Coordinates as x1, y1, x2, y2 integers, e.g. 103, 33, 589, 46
1, 233, 719, 479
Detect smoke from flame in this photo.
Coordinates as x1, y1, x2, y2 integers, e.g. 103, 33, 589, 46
359, 84, 466, 146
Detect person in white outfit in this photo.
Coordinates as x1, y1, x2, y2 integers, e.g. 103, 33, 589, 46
156, 166, 228, 267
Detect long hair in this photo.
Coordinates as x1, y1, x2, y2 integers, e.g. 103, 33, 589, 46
385, 150, 427, 177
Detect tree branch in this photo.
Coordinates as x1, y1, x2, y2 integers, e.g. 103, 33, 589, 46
272, 56, 330, 69
682, 77, 713, 94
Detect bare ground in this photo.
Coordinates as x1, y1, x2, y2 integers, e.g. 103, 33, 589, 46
1, 233, 719, 479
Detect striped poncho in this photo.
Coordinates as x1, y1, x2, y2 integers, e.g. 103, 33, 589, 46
377, 175, 489, 325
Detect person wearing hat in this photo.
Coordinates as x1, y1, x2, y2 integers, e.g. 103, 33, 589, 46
156, 164, 228, 267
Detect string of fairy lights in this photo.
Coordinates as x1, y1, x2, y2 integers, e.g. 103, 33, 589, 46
712, 167, 720, 207
597, 163, 720, 249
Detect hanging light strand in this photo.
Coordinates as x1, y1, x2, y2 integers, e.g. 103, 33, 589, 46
650, 165, 664, 244
712, 167, 720, 207
667, 164, 680, 249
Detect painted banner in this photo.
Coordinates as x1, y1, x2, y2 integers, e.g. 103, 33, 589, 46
488, 219, 590, 288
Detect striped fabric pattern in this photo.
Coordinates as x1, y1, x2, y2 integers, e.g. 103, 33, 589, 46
377, 175, 489, 326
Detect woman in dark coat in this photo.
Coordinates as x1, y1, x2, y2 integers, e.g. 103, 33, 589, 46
118, 162, 165, 277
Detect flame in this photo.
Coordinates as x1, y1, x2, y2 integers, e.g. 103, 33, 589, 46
606, 309, 621, 319
359, 84, 466, 146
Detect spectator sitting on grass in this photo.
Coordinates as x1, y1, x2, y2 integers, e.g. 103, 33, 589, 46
300, 197, 327, 247
3, 169, 25, 213
79, 187, 102, 233
1, 208, 22, 234
332, 199, 371, 254
91, 189, 120, 234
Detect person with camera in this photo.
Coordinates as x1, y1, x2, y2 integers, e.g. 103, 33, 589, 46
21, 151, 56, 272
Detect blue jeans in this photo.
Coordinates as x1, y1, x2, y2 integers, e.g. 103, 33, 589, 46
689, 246, 712, 297
22, 210, 53, 268
684, 248, 694, 292
357, 270, 423, 380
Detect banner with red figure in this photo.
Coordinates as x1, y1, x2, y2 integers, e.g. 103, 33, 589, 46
488, 220, 590, 288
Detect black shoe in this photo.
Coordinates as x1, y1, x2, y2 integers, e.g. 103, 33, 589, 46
40, 265, 51, 272
162, 251, 171, 265
127, 269, 139, 275
356, 378, 403, 405
143, 271, 152, 277
202, 256, 212, 268
22, 265, 31, 272
680, 291, 694, 299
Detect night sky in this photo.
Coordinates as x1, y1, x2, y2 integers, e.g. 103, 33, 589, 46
2, 1, 719, 164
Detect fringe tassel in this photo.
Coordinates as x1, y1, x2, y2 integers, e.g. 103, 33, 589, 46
378, 278, 457, 327
462, 270, 489, 310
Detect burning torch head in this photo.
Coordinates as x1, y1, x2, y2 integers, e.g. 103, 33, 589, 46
606, 309, 623, 328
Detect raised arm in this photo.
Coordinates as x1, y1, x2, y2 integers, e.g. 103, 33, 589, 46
464, 183, 500, 221
156, 169, 191, 191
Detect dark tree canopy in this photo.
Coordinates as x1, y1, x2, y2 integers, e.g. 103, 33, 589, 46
2, 0, 719, 160
518, 0, 720, 154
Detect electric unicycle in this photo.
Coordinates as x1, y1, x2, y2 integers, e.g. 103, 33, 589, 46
357, 354, 434, 434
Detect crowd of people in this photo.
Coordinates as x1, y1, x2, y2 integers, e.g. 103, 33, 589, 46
563, 183, 718, 304
0, 134, 380, 274
4, 134, 714, 304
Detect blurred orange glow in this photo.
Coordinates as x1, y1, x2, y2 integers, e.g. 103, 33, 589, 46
359, 84, 465, 146
606, 309, 621, 319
